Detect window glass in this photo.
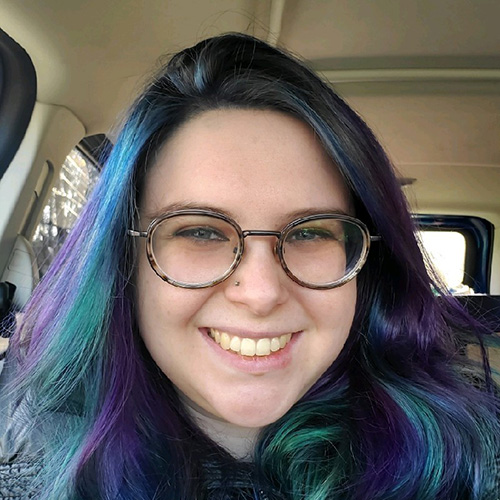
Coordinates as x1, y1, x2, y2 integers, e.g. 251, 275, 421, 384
415, 215, 492, 294
31, 148, 99, 276
418, 230, 473, 295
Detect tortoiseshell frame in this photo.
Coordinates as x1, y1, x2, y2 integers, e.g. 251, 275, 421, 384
128, 209, 381, 290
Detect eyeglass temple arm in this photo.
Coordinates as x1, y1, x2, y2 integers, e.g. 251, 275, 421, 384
127, 229, 147, 238
370, 235, 382, 242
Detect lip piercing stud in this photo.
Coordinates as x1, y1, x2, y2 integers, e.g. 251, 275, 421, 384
234, 281, 240, 287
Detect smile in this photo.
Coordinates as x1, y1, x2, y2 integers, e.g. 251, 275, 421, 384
208, 328, 293, 356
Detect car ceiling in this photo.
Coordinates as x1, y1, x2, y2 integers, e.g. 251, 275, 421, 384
1, 0, 499, 218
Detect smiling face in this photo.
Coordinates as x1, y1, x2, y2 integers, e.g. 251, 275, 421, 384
135, 109, 356, 428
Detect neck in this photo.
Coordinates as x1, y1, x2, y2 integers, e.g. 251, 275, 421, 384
180, 395, 260, 461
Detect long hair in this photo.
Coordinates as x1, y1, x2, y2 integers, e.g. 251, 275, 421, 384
12, 33, 500, 499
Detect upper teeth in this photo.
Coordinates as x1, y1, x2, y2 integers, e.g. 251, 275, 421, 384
208, 328, 292, 356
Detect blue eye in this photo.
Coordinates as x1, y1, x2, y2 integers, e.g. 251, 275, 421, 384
288, 227, 338, 242
174, 226, 229, 242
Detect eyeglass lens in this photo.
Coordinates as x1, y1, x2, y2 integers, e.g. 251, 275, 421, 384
150, 214, 366, 288
151, 214, 240, 285
282, 218, 364, 286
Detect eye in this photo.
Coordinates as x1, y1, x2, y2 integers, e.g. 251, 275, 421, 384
173, 226, 229, 242
287, 227, 339, 242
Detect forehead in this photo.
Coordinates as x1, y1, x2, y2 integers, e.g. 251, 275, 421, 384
141, 109, 351, 224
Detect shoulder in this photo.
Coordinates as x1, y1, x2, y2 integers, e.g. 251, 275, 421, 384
0, 461, 41, 500
0, 352, 39, 462
0, 356, 42, 498
1, 352, 83, 498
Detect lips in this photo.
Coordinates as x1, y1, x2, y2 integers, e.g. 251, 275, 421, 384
208, 328, 293, 356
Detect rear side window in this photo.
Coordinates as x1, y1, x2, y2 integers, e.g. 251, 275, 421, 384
31, 147, 100, 277
416, 215, 493, 295
0, 28, 36, 180
419, 230, 468, 294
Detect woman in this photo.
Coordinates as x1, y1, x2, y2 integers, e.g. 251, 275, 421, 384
3, 33, 500, 499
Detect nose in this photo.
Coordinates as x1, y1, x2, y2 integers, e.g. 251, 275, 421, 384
224, 238, 289, 316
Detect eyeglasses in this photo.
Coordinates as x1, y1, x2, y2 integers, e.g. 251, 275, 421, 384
128, 209, 380, 290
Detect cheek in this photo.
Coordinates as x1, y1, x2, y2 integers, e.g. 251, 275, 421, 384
308, 278, 356, 322
307, 280, 357, 364
134, 255, 209, 359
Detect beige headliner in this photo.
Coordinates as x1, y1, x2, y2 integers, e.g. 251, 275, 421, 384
1, 0, 499, 218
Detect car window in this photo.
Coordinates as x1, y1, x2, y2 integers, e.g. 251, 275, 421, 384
31, 147, 100, 277
419, 230, 470, 294
416, 215, 494, 295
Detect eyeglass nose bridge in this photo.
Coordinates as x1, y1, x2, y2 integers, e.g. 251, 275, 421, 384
241, 229, 283, 257
242, 229, 282, 238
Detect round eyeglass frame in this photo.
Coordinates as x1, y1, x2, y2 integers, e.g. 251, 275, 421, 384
128, 209, 381, 290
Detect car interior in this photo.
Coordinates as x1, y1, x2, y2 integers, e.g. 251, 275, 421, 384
0, 0, 499, 371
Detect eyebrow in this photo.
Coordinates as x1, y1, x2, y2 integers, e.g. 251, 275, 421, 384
284, 207, 351, 220
142, 202, 239, 221
142, 202, 351, 225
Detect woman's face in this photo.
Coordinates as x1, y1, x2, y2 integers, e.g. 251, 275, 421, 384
135, 109, 356, 428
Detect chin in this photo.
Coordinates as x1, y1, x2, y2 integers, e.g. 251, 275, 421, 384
215, 398, 295, 428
